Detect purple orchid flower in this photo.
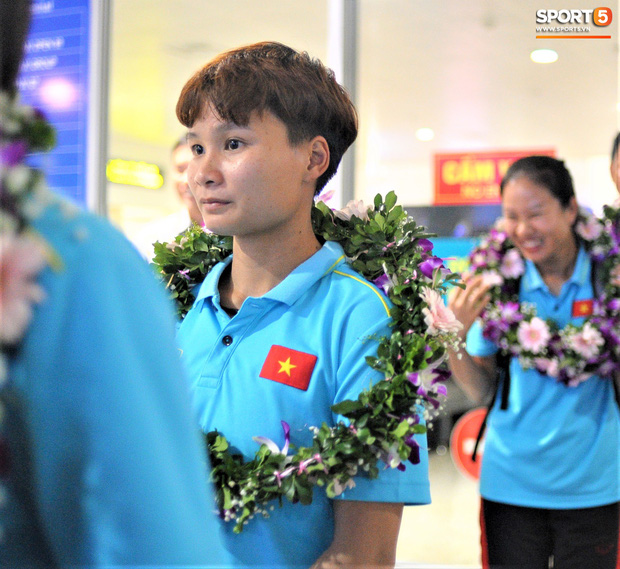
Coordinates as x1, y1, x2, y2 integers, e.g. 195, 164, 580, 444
0, 140, 27, 167
500, 301, 523, 323
419, 256, 445, 279
253, 420, 290, 456
373, 272, 393, 295
404, 434, 421, 465
416, 238, 434, 253
607, 298, 620, 312
407, 372, 420, 386
178, 269, 191, 281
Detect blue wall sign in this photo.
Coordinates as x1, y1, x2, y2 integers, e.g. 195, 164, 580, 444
17, 0, 109, 211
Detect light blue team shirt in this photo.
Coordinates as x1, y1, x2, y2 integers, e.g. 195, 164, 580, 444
2, 195, 224, 568
177, 240, 431, 569
467, 246, 620, 509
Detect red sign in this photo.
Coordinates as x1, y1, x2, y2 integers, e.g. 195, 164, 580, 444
434, 149, 556, 205
450, 407, 487, 480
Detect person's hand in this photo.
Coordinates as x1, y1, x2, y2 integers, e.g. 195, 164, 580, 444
448, 274, 492, 339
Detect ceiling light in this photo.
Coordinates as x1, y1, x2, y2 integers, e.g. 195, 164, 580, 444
416, 127, 434, 141
530, 49, 558, 64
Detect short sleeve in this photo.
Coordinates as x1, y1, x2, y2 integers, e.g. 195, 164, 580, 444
331, 297, 431, 506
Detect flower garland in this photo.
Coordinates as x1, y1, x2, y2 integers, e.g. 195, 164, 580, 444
152, 191, 463, 532
469, 206, 620, 386
0, 93, 56, 377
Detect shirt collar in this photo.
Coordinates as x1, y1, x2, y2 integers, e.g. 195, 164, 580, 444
522, 245, 590, 292
193, 240, 347, 307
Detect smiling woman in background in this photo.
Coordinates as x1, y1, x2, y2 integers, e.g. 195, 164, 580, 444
448, 155, 620, 569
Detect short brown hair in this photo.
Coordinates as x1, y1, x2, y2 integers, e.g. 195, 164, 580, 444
176, 41, 358, 194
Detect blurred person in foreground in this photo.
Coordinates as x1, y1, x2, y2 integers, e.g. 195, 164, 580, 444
133, 137, 204, 260
448, 155, 620, 569
0, 1, 224, 566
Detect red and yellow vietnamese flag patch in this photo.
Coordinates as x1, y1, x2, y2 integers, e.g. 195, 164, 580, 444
572, 299, 593, 318
259, 345, 317, 391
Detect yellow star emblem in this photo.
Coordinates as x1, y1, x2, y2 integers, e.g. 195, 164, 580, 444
277, 357, 297, 377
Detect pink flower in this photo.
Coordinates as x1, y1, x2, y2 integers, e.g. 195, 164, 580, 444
420, 288, 463, 335
516, 317, 550, 354
0, 232, 48, 344
575, 215, 603, 241
480, 270, 503, 287
568, 323, 604, 359
315, 188, 335, 204
610, 265, 620, 287
500, 249, 525, 279
546, 359, 559, 378
535, 357, 559, 377
333, 199, 370, 222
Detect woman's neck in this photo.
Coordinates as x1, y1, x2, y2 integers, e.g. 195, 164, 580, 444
536, 238, 579, 295
219, 226, 322, 309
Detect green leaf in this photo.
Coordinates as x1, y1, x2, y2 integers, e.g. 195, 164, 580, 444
384, 190, 397, 211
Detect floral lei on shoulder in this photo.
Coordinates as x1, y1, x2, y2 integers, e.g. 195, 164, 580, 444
469, 205, 620, 386
152, 192, 462, 532
0, 93, 56, 378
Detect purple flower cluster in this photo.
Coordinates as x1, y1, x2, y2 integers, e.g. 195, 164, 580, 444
470, 209, 620, 386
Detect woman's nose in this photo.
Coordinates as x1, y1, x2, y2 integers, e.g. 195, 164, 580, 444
191, 153, 219, 187
514, 219, 531, 238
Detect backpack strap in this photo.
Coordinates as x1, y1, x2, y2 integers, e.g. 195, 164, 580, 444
472, 351, 511, 462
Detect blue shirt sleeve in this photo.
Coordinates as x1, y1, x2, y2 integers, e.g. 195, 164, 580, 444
10, 200, 224, 567
331, 295, 431, 506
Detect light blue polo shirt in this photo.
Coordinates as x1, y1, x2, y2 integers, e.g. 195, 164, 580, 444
467, 246, 620, 509
3, 194, 225, 568
177, 240, 431, 568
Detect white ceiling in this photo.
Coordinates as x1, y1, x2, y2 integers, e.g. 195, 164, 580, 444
108, 0, 619, 198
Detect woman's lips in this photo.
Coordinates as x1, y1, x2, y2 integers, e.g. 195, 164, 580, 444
201, 198, 230, 212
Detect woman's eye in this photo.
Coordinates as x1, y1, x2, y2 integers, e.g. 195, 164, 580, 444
225, 139, 242, 151
191, 144, 204, 156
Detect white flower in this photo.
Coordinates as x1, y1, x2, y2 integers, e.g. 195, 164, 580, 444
568, 323, 604, 359
333, 199, 370, 222
332, 478, 356, 496
500, 249, 525, 279
517, 317, 550, 355
420, 288, 463, 335
5, 164, 31, 194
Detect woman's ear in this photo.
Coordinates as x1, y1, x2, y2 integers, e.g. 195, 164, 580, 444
567, 196, 579, 224
304, 136, 330, 182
